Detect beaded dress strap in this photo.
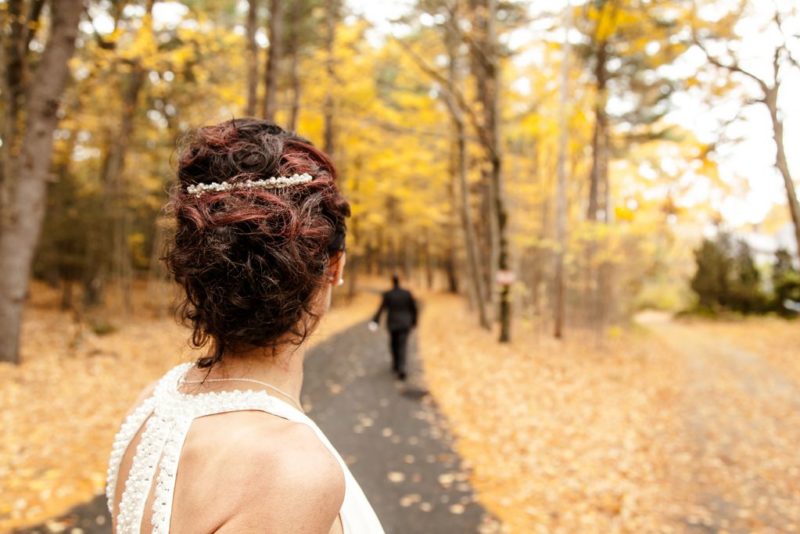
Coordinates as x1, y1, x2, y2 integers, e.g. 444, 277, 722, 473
105, 393, 157, 517
149, 366, 306, 533
112, 364, 189, 534
106, 364, 187, 523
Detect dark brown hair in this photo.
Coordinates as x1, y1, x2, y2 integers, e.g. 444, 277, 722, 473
165, 119, 350, 368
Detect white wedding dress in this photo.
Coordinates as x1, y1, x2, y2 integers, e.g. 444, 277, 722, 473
106, 363, 385, 533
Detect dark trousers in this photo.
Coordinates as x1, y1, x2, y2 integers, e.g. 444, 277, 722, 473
389, 329, 410, 374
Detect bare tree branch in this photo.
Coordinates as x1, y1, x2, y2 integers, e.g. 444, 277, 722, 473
441, 1, 494, 72
23, 0, 47, 49
393, 35, 497, 159
772, 37, 781, 86
691, 31, 770, 96
786, 46, 800, 70
772, 5, 800, 70
689, 0, 770, 95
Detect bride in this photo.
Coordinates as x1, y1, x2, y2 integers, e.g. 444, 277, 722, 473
106, 119, 384, 534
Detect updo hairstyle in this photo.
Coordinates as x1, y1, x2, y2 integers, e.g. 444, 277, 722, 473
165, 119, 350, 368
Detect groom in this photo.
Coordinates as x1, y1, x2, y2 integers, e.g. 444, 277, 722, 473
370, 275, 418, 381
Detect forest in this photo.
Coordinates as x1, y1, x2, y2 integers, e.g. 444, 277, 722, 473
2, 0, 799, 356
2, 0, 800, 532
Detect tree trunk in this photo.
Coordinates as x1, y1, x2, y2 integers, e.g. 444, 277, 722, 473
423, 231, 434, 289
766, 88, 800, 260
554, 2, 573, 339
287, 46, 301, 132
469, 0, 496, 313
102, 1, 153, 313
445, 2, 490, 329
286, 1, 303, 132
444, 250, 458, 293
146, 216, 170, 317
587, 42, 608, 222
456, 119, 490, 329
376, 226, 385, 276
245, 0, 259, 116
0, 0, 82, 363
108, 67, 146, 313
60, 279, 74, 311
1, 0, 28, 212
1, 0, 26, 130
477, 177, 496, 310
346, 159, 361, 300
403, 237, 413, 281
323, 0, 338, 155
262, 0, 283, 121
444, 129, 459, 295
587, 39, 610, 331
474, 0, 511, 342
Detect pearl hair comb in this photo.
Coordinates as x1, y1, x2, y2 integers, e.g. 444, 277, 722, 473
186, 173, 313, 196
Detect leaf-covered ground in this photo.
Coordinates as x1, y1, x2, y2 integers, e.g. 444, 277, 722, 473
5, 287, 799, 533
420, 295, 800, 533
685, 316, 800, 385
0, 284, 375, 531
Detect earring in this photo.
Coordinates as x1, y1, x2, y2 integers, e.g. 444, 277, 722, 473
337, 278, 344, 286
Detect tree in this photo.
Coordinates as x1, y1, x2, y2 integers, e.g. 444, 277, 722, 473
285, 0, 303, 131
262, 0, 283, 120
727, 240, 764, 313
397, 0, 503, 330
575, 0, 686, 328
690, 233, 766, 313
690, 234, 732, 311
772, 248, 800, 315
444, 0, 490, 328
103, 0, 156, 312
554, 2, 573, 339
0, 0, 83, 363
691, 1, 800, 262
322, 0, 339, 155
469, 0, 513, 342
245, 0, 260, 116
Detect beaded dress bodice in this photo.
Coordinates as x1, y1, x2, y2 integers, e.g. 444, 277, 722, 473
106, 363, 385, 534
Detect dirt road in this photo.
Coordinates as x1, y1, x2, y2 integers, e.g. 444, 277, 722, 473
643, 316, 800, 533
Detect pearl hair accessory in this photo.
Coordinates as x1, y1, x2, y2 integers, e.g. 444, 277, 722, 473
186, 173, 313, 196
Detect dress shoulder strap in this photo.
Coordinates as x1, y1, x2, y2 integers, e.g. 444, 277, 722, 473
149, 365, 309, 534
105, 364, 186, 522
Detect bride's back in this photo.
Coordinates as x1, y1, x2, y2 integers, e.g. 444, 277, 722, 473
107, 365, 345, 534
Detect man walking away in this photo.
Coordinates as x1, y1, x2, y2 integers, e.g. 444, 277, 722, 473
370, 275, 418, 381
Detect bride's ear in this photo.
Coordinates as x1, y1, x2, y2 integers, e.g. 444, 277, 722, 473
328, 251, 346, 286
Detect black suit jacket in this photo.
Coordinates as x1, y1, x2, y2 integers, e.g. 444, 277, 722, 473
373, 287, 418, 332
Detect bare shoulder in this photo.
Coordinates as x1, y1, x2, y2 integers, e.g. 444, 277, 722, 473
215, 415, 345, 533
250, 420, 344, 491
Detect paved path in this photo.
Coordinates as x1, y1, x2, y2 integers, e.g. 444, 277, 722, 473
302, 321, 493, 533
15, 322, 492, 534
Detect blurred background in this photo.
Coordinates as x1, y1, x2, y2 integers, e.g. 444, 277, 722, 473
1, 0, 799, 532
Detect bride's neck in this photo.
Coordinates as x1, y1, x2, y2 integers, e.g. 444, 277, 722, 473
195, 344, 307, 404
